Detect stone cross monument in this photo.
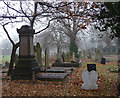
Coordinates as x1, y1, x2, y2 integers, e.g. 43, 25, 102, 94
12, 25, 38, 80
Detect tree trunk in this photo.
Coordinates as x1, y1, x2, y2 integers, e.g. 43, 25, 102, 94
7, 43, 19, 76
57, 45, 61, 59
69, 35, 78, 57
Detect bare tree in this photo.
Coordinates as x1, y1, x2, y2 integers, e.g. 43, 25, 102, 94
0, 1, 99, 75
0, 1, 72, 75
55, 2, 99, 56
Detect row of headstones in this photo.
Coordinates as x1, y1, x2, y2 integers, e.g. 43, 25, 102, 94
34, 43, 49, 68
62, 52, 76, 62
6, 43, 49, 69
81, 49, 103, 60
34, 43, 79, 67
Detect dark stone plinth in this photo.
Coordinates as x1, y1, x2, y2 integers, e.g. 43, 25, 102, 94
101, 58, 106, 64
46, 67, 75, 73
12, 57, 38, 80
52, 62, 79, 67
37, 73, 68, 81
87, 64, 96, 72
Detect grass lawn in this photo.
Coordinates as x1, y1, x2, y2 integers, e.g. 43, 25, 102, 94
0, 55, 10, 65
2, 55, 119, 96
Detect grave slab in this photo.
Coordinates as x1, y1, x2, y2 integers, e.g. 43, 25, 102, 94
37, 73, 69, 81
52, 62, 79, 67
46, 67, 75, 73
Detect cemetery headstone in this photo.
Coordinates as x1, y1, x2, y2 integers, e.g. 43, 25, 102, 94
72, 52, 75, 61
45, 48, 49, 68
83, 50, 86, 59
62, 52, 65, 62
101, 58, 106, 64
81, 70, 98, 90
36, 43, 42, 66
87, 64, 96, 72
81, 64, 98, 90
95, 49, 103, 62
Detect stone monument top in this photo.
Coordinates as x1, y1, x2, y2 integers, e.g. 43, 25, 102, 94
17, 25, 35, 35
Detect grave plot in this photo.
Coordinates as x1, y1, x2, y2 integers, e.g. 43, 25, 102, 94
37, 73, 69, 81
35, 67, 75, 81
45, 67, 75, 73
52, 62, 80, 67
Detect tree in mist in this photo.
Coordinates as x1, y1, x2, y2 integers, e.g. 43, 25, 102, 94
0, 1, 72, 75
0, 1, 100, 75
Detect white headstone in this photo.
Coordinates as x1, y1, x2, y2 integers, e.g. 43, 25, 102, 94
81, 70, 98, 90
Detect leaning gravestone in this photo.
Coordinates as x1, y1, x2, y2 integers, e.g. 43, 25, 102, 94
81, 64, 98, 90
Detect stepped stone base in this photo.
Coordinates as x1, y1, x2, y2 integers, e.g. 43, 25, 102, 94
12, 56, 38, 80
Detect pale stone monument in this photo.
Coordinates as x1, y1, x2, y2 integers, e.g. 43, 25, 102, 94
81, 70, 98, 90
12, 25, 38, 80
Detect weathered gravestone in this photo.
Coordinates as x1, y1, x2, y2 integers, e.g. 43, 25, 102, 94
72, 52, 75, 61
81, 70, 98, 90
83, 50, 86, 59
95, 49, 103, 62
45, 48, 49, 68
12, 25, 38, 80
35, 43, 42, 66
81, 64, 98, 90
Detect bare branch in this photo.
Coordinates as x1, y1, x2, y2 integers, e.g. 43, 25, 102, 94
3, 1, 22, 14
2, 25, 15, 45
20, 2, 31, 22
34, 16, 70, 34
37, 2, 72, 9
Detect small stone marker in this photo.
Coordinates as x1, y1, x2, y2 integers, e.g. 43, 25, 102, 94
87, 64, 96, 72
83, 50, 86, 59
62, 52, 65, 62
72, 52, 75, 61
101, 58, 106, 64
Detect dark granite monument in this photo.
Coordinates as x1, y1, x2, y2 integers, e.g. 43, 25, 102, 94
87, 64, 96, 72
101, 58, 106, 64
12, 25, 38, 80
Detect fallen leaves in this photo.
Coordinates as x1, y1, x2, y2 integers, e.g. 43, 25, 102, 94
2, 58, 119, 96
